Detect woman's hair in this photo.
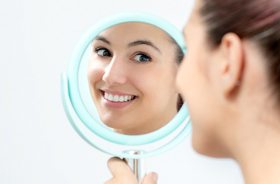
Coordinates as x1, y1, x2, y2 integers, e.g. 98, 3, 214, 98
200, 0, 280, 104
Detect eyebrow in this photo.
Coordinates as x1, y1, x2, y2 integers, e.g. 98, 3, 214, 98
94, 36, 161, 54
94, 36, 110, 45
128, 40, 161, 54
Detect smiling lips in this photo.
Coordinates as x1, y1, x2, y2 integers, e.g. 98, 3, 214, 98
101, 90, 137, 103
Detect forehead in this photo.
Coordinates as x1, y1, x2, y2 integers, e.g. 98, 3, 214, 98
183, 0, 202, 36
97, 22, 172, 44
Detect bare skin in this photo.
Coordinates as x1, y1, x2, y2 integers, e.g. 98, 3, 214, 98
105, 158, 157, 184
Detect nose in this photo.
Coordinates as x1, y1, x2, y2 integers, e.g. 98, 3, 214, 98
102, 56, 127, 85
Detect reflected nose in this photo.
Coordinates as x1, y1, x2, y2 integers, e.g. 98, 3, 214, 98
102, 56, 127, 85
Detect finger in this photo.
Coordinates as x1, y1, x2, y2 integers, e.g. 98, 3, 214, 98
141, 172, 158, 184
107, 157, 133, 178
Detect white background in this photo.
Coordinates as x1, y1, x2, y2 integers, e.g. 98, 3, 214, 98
0, 0, 243, 183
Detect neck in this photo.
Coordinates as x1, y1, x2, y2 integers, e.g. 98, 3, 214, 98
231, 104, 280, 184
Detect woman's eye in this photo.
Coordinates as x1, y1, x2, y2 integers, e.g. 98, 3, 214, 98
95, 48, 112, 57
133, 53, 152, 63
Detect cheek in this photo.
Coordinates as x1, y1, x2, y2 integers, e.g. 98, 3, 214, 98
130, 71, 153, 97
153, 63, 177, 90
88, 60, 105, 85
177, 51, 213, 131
179, 43, 212, 103
177, 50, 197, 101
131, 65, 176, 101
181, 58, 221, 155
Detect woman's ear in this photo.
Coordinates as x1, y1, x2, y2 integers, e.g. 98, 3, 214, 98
219, 33, 244, 97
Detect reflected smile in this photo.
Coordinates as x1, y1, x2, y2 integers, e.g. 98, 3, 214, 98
100, 90, 137, 103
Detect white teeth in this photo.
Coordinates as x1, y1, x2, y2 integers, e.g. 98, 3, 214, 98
103, 92, 135, 102
108, 94, 114, 101
119, 96, 124, 102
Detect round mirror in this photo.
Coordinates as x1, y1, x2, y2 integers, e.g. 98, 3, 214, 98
61, 13, 191, 159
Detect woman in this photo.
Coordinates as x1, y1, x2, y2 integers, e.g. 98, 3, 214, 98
88, 22, 183, 135
105, 0, 280, 183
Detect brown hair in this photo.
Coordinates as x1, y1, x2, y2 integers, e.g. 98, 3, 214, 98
200, 0, 280, 103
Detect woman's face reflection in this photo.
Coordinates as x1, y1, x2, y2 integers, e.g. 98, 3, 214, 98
88, 22, 181, 135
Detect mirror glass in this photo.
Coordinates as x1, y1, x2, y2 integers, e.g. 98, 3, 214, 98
86, 22, 184, 135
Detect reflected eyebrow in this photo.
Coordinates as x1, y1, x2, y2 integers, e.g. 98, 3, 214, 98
128, 40, 161, 54
94, 36, 110, 45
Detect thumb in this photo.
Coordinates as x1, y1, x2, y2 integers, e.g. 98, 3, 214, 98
106, 157, 138, 184
141, 172, 158, 184
107, 157, 133, 177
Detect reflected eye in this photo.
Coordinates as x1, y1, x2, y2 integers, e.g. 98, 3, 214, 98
133, 53, 152, 63
95, 48, 112, 57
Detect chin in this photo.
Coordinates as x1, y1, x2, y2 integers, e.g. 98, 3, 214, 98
191, 132, 230, 158
100, 116, 127, 130
100, 117, 117, 128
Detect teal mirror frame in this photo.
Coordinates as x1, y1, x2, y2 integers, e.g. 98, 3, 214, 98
61, 12, 191, 159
